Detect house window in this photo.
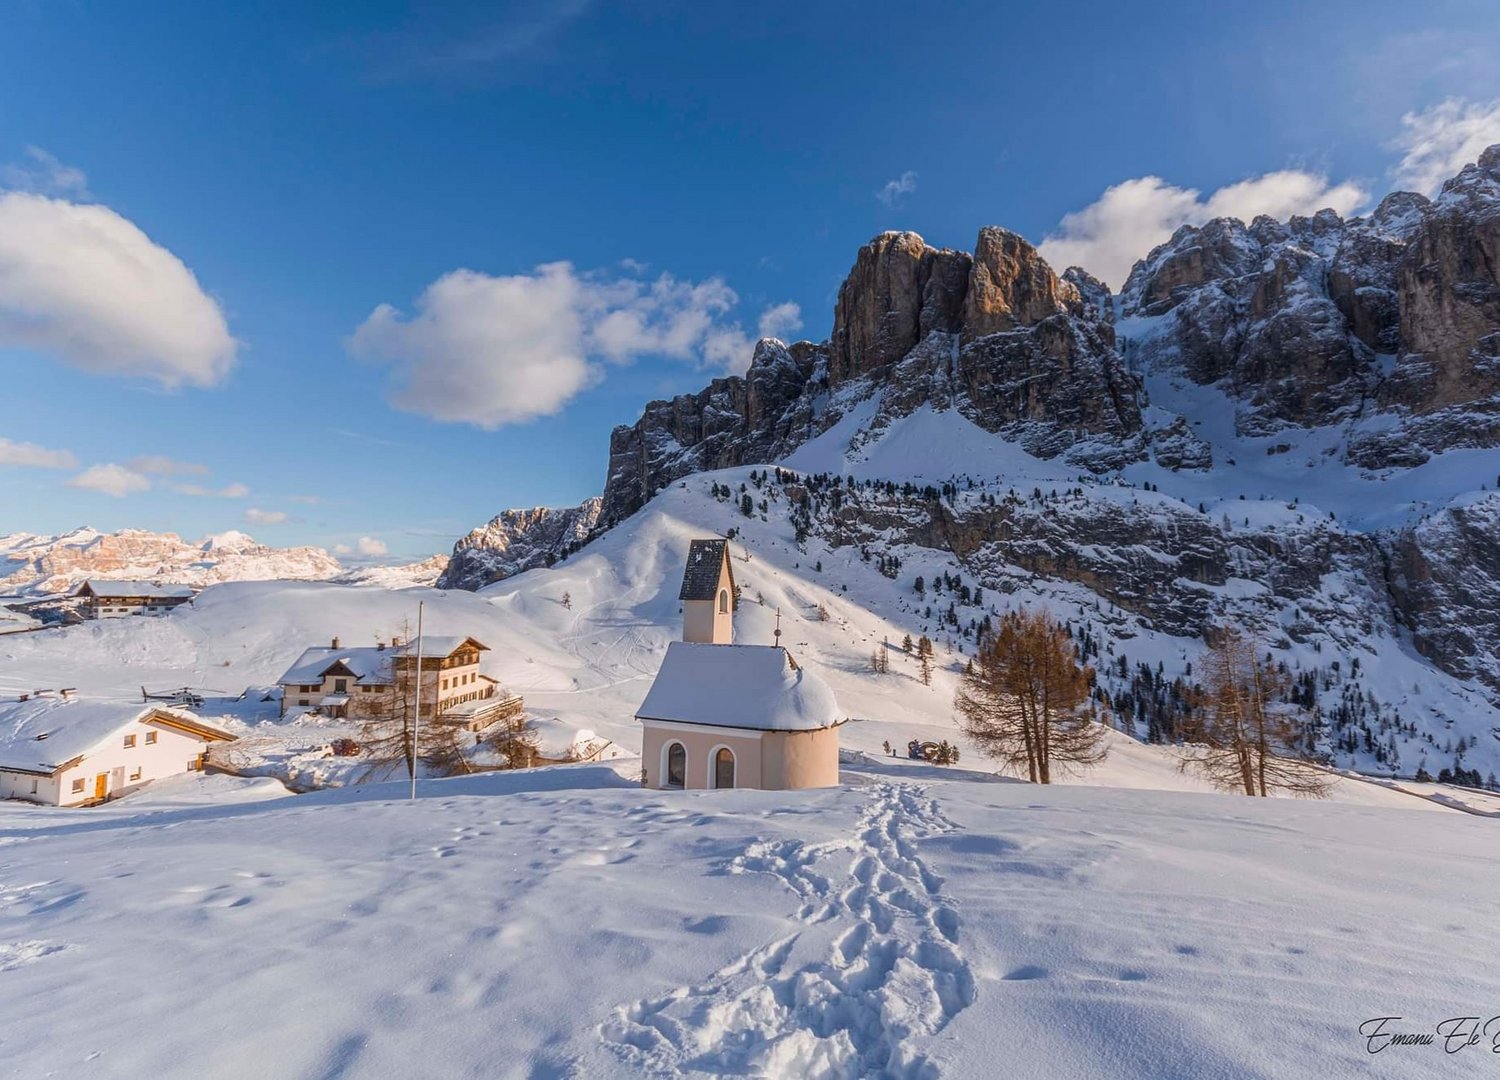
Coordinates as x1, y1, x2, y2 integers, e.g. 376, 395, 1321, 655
713, 747, 736, 790
71, 778, 84, 794
719, 589, 729, 614
334, 678, 348, 693
665, 742, 686, 789
123, 734, 136, 748
30, 778, 37, 795
129, 767, 142, 781
145, 731, 157, 745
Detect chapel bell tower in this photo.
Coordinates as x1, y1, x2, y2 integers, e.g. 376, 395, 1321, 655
679, 538, 735, 644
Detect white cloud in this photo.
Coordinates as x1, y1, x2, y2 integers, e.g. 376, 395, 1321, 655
351, 263, 796, 426
0, 437, 76, 469
244, 508, 287, 525
757, 301, 803, 341
876, 171, 918, 208
0, 147, 89, 197
174, 481, 249, 498
0, 191, 237, 388
67, 463, 150, 497
1392, 97, 1500, 196
334, 544, 352, 556
1038, 171, 1369, 290
129, 454, 210, 476
356, 536, 388, 557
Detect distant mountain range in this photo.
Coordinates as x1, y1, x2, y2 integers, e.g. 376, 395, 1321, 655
0, 527, 447, 596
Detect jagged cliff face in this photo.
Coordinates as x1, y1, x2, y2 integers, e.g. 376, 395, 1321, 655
1385, 493, 1500, 693
1122, 146, 1500, 465
602, 227, 1140, 525
438, 498, 603, 590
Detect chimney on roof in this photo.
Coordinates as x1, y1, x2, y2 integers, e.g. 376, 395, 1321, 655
332, 636, 341, 649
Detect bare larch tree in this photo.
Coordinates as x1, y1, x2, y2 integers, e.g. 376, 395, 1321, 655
954, 608, 1107, 783
1179, 630, 1330, 798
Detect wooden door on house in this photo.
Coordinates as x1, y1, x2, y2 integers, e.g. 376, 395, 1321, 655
93, 773, 108, 800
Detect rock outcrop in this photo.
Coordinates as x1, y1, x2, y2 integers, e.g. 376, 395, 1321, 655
599, 227, 1141, 524
438, 498, 604, 591
1386, 492, 1500, 694
1122, 146, 1500, 466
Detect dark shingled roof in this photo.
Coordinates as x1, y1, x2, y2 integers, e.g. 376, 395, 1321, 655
678, 539, 733, 601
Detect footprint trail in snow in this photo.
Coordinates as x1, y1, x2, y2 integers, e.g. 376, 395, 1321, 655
601, 782, 974, 1078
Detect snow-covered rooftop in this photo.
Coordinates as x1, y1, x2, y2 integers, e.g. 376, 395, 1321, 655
75, 580, 194, 600
636, 642, 840, 732
392, 635, 487, 659
278, 646, 393, 686
0, 698, 229, 773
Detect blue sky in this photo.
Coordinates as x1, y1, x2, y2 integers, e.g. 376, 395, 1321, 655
2, 0, 1499, 559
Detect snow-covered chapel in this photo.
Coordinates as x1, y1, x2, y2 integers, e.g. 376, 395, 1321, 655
636, 539, 842, 791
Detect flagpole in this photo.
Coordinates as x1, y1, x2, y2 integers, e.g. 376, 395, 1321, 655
410, 600, 424, 801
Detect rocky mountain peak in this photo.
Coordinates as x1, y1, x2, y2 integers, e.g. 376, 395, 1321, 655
963, 226, 1078, 337
829, 231, 971, 384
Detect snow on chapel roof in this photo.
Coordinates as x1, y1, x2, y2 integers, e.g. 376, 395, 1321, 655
678, 539, 733, 601
636, 642, 840, 732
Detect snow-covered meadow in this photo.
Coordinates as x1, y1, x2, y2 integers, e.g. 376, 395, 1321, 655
1, 761, 1494, 1079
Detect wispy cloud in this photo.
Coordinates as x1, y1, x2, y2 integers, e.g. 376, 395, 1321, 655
174, 481, 249, 498
1392, 97, 1500, 195
351, 0, 592, 84
876, 171, 918, 208
67, 463, 150, 497
0, 147, 89, 198
244, 508, 288, 525
0, 436, 76, 470
129, 454, 209, 476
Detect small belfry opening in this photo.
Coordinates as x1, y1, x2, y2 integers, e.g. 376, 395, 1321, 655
718, 589, 729, 614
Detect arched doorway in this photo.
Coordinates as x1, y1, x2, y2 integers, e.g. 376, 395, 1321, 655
665, 742, 686, 788
712, 746, 735, 789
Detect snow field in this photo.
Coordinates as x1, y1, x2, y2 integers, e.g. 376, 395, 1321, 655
1, 765, 1495, 1078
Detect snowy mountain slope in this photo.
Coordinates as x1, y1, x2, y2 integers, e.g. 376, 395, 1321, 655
6, 458, 1496, 791
0, 763, 1491, 1079
442, 150, 1500, 740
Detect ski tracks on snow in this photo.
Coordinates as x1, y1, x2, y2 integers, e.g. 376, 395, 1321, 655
601, 783, 974, 1079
